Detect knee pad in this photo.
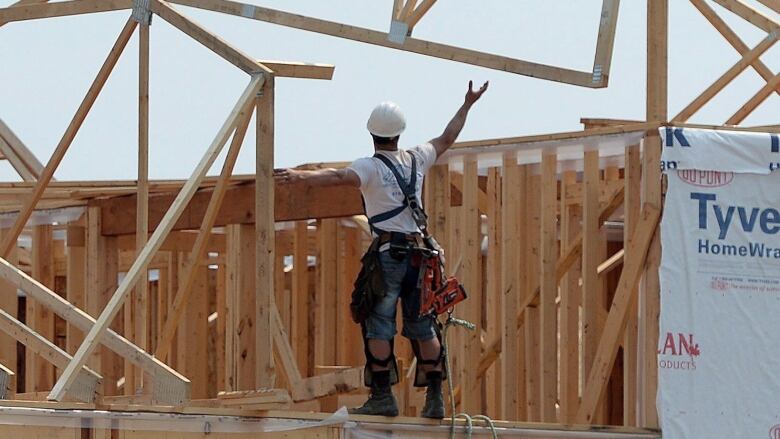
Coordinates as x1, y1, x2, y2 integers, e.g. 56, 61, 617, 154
409, 320, 448, 387
361, 324, 399, 387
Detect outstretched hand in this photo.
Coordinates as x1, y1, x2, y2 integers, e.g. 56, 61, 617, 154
465, 80, 489, 106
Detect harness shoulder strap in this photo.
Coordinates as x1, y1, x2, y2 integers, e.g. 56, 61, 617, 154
367, 152, 418, 231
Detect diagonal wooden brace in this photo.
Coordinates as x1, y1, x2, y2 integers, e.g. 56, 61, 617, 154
0, 308, 102, 403
49, 75, 263, 402
0, 257, 190, 404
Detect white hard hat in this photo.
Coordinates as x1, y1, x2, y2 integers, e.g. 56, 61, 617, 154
367, 101, 406, 137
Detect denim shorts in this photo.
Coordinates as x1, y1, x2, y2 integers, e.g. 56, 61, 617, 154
364, 250, 438, 341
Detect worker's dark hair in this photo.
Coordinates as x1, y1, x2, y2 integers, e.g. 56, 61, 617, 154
371, 134, 399, 146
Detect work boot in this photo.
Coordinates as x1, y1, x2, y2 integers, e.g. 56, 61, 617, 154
348, 386, 399, 416
421, 371, 445, 419
349, 370, 399, 417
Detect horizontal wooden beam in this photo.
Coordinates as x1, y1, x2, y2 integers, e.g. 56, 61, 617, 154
166, 0, 601, 87
259, 60, 334, 80
0, 0, 131, 23
94, 180, 364, 236
451, 121, 660, 150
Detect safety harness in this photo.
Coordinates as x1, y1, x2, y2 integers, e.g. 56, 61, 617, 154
356, 150, 468, 387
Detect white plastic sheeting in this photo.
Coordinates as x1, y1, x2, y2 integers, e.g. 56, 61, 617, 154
439, 129, 646, 174
659, 127, 780, 438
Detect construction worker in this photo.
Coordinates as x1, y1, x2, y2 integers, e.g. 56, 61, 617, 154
276, 80, 488, 418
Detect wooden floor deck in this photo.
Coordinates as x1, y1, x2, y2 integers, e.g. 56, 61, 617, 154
0, 400, 660, 438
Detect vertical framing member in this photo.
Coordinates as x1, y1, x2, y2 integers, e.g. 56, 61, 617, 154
559, 170, 580, 422
461, 157, 481, 412
500, 156, 521, 420
255, 75, 276, 389
539, 154, 557, 422
639, 0, 667, 428
623, 145, 641, 425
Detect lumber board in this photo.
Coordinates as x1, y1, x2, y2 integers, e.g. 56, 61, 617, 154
291, 221, 309, 375
640, 0, 666, 428
539, 154, 557, 422
130, 20, 151, 396
151, 0, 272, 75
166, 0, 601, 87
726, 72, 780, 125
65, 226, 86, 354
485, 167, 502, 416
28, 225, 54, 393
712, 0, 778, 33
291, 367, 363, 402
500, 157, 521, 420
0, 0, 49, 27
690, 0, 780, 99
461, 157, 481, 412
258, 60, 334, 80
0, 256, 190, 402
576, 205, 660, 424
154, 101, 253, 362
225, 224, 255, 390
0, 0, 130, 23
581, 150, 601, 419
673, 32, 778, 122
559, 171, 580, 423
0, 18, 138, 259
0, 308, 101, 403
406, 0, 436, 29
256, 78, 276, 389
95, 178, 364, 236
48, 75, 262, 402
622, 145, 641, 426
592, 0, 621, 85
217, 388, 291, 409
0, 119, 41, 181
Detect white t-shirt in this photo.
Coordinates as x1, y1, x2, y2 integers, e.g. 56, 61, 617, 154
348, 143, 437, 235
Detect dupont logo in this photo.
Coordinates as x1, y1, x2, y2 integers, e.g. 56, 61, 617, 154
658, 331, 700, 371
678, 170, 734, 187
770, 424, 780, 439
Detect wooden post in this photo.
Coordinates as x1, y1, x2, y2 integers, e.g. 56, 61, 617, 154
225, 224, 255, 391
131, 19, 151, 396
216, 263, 226, 392
501, 157, 522, 420
623, 145, 641, 425
317, 219, 338, 367
640, 0, 666, 428
255, 75, 275, 388
461, 157, 481, 412
28, 224, 55, 392
175, 264, 208, 399
559, 170, 580, 422
539, 154, 557, 422
582, 150, 601, 407
65, 225, 86, 354
524, 174, 541, 421
291, 221, 309, 374
485, 167, 502, 418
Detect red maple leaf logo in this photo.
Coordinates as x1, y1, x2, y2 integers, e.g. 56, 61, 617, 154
688, 343, 700, 357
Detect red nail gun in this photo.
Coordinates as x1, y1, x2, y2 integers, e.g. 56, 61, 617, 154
418, 252, 467, 316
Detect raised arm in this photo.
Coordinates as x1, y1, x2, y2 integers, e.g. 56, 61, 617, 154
430, 80, 489, 158
275, 167, 361, 188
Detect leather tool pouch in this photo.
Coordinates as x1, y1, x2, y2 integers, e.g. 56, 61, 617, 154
349, 239, 385, 323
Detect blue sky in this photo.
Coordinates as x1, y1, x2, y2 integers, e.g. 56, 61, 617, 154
2, 0, 780, 181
